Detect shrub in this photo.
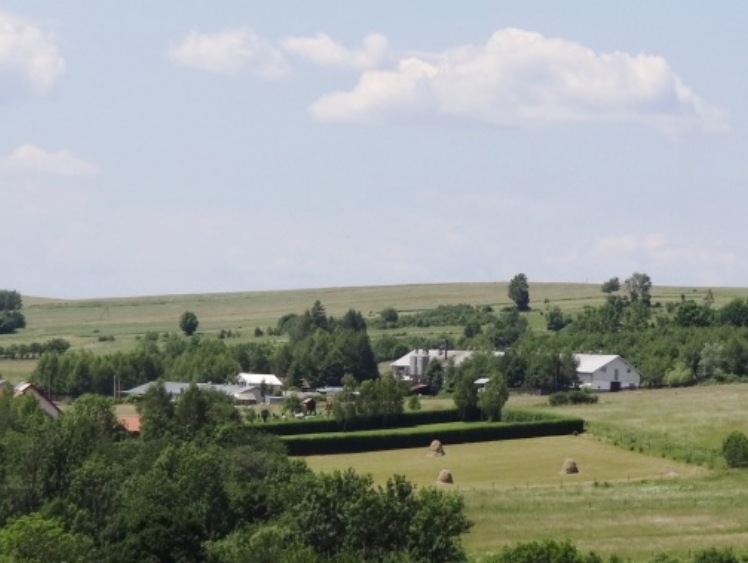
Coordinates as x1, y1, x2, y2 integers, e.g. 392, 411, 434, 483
549, 389, 598, 406
722, 430, 748, 468
692, 547, 740, 563
488, 539, 603, 563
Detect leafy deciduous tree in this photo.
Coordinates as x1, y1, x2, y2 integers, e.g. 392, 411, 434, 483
508, 273, 530, 311
179, 311, 199, 336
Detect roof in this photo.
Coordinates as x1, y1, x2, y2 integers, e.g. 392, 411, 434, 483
123, 381, 248, 398
12, 382, 62, 418
237, 373, 283, 387
574, 354, 623, 373
391, 349, 503, 368
474, 377, 491, 385
118, 415, 141, 434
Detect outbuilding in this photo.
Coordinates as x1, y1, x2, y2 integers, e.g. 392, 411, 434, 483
574, 354, 641, 391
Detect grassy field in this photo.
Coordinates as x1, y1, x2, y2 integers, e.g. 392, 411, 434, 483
303, 386, 748, 561
3, 281, 747, 383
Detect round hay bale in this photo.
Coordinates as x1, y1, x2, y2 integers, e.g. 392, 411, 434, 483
437, 469, 453, 484
428, 439, 445, 457
561, 458, 579, 474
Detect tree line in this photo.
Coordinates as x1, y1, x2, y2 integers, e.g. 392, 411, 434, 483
374, 273, 748, 390
0, 382, 471, 562
29, 301, 378, 398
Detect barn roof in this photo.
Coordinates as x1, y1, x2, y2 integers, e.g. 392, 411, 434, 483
237, 373, 283, 387
574, 354, 622, 373
123, 381, 247, 398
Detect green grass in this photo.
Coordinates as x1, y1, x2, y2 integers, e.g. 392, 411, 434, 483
302, 385, 748, 561
0, 359, 36, 384
303, 434, 735, 561
13, 281, 748, 352
510, 384, 748, 467
303, 434, 704, 489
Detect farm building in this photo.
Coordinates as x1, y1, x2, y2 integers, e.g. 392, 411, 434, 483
11, 382, 62, 419
574, 354, 641, 391
122, 381, 260, 404
391, 349, 503, 381
236, 372, 283, 391
391, 349, 641, 392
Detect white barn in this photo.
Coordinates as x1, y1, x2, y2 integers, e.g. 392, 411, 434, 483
575, 354, 641, 391
236, 372, 283, 389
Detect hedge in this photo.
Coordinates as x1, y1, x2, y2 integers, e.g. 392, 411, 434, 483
259, 407, 560, 436
281, 415, 584, 456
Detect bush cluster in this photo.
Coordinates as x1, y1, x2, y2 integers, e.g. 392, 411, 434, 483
548, 389, 600, 406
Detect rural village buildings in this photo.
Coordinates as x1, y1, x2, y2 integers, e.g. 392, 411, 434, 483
390, 349, 642, 391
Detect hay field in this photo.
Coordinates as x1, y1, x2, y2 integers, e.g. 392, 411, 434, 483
304, 385, 748, 561
303, 434, 704, 489
303, 435, 748, 561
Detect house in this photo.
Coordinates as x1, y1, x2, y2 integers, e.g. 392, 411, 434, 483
574, 354, 641, 391
12, 382, 62, 419
391, 349, 503, 381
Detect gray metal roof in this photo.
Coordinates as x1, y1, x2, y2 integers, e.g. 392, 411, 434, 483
123, 381, 247, 398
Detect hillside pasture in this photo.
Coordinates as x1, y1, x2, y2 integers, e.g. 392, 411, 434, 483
304, 385, 748, 560
510, 384, 748, 467
303, 434, 724, 561
302, 434, 703, 489
16, 281, 744, 351
6, 280, 744, 382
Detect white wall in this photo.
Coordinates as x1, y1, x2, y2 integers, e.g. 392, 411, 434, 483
579, 357, 640, 391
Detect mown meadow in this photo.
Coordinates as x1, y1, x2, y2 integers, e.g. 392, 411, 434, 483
305, 386, 748, 561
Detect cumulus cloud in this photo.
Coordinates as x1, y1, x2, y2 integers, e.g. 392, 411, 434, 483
281, 32, 388, 70
311, 28, 727, 133
0, 144, 97, 177
167, 28, 287, 78
0, 11, 65, 96
589, 233, 748, 281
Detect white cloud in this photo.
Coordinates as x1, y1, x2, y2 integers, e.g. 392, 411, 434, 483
586, 233, 748, 285
311, 28, 727, 134
281, 32, 388, 70
167, 28, 287, 78
0, 144, 97, 177
0, 11, 65, 95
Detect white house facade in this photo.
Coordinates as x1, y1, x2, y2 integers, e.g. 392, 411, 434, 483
575, 354, 641, 391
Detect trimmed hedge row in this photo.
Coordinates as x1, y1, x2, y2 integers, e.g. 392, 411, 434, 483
260, 407, 556, 436
281, 415, 584, 456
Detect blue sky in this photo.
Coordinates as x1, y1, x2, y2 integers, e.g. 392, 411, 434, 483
2, 2, 746, 298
